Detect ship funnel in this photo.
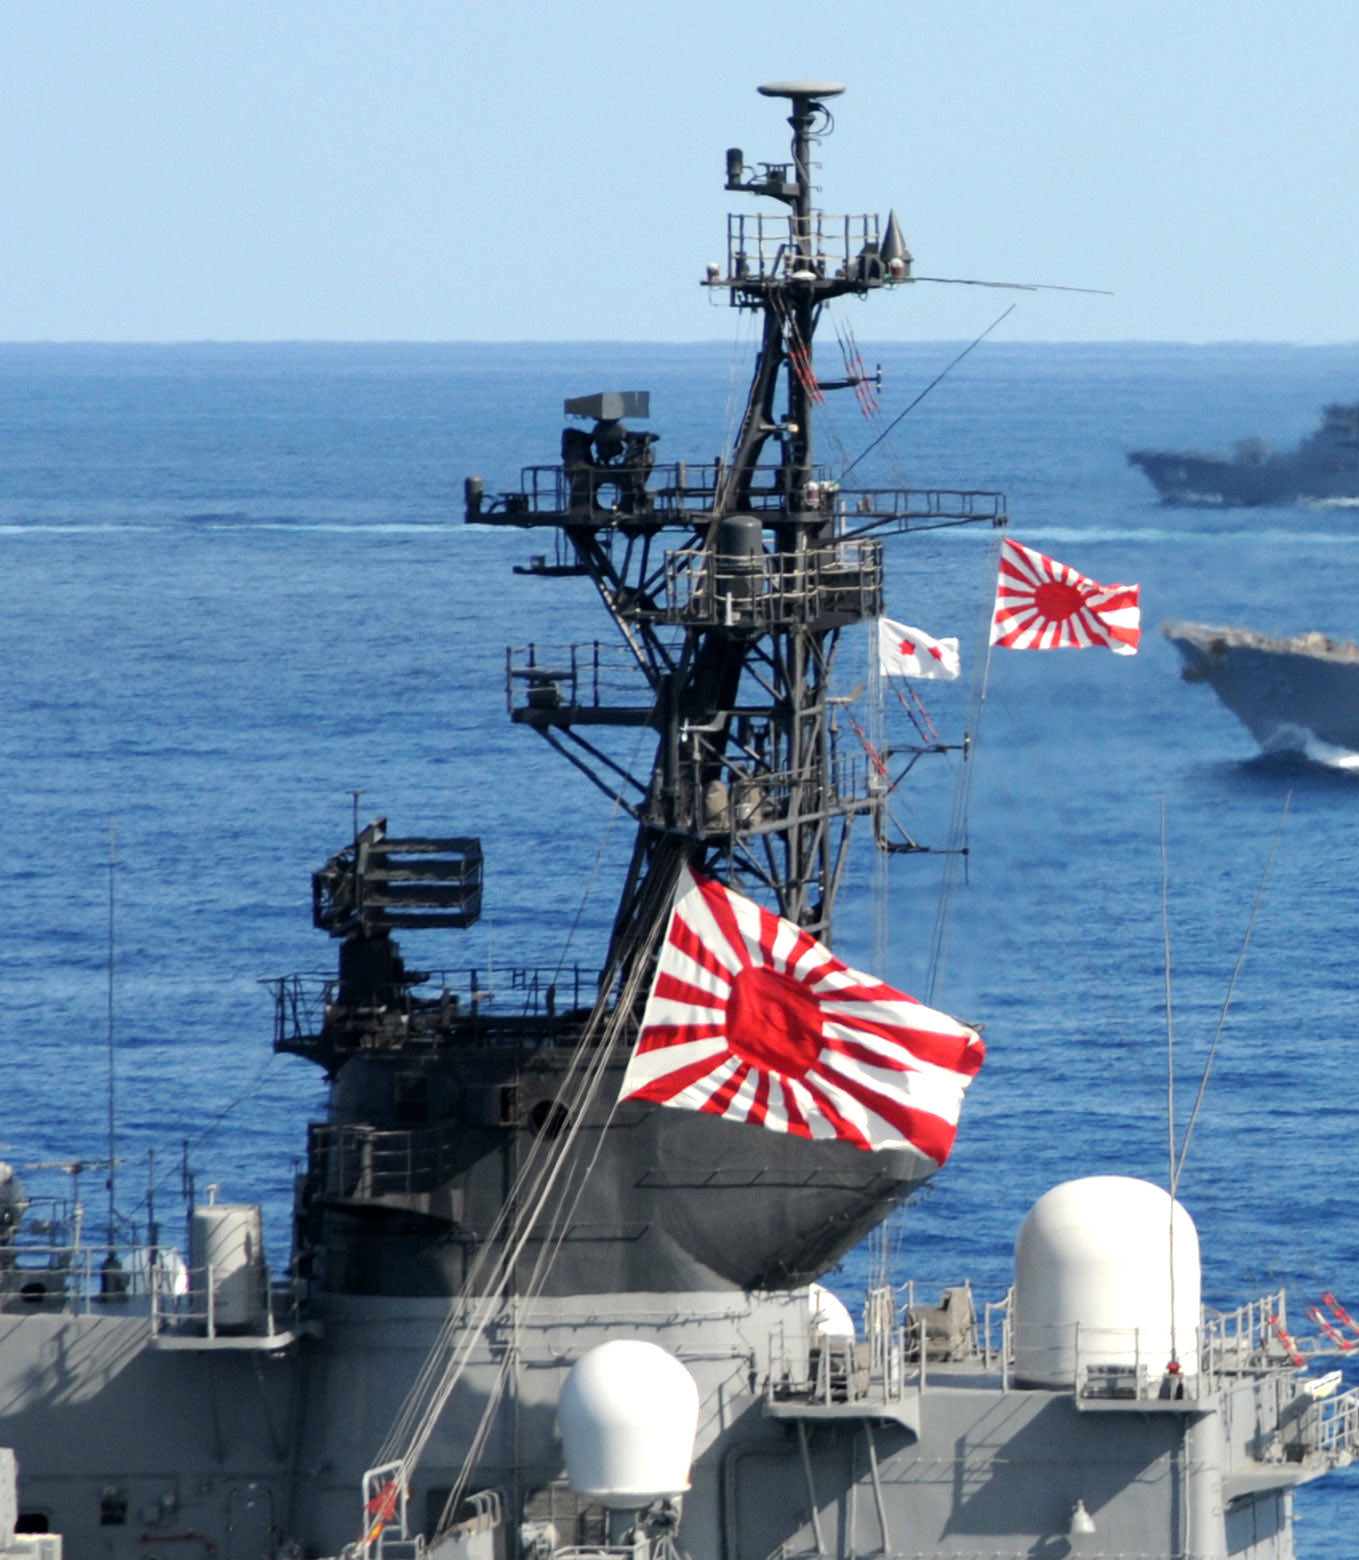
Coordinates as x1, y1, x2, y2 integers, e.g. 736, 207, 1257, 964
559, 1340, 700, 1509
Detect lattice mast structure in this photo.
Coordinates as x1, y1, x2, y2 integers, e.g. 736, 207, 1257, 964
467, 80, 1002, 996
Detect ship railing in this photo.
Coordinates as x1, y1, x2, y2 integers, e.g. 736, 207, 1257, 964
835, 486, 1007, 535
477, 459, 839, 525
0, 1241, 299, 1339
975, 1288, 1310, 1396
765, 1283, 914, 1408
477, 462, 1006, 539
980, 1291, 1012, 1372
306, 1122, 465, 1201
148, 1258, 298, 1341
1010, 1319, 1287, 1402
1199, 1289, 1297, 1376
265, 965, 590, 1049
1248, 1381, 1359, 1471
506, 641, 655, 718
650, 539, 883, 629
480, 459, 714, 523
723, 210, 882, 285
2, 1240, 179, 1315
1312, 1385, 1359, 1462
349, 1460, 413, 1560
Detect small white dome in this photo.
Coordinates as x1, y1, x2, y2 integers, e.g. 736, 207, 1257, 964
559, 1340, 700, 1508
808, 1283, 855, 1339
1013, 1175, 1200, 1387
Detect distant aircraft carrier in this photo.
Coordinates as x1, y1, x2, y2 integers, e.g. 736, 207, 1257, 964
1165, 618, 1359, 759
1131, 401, 1359, 506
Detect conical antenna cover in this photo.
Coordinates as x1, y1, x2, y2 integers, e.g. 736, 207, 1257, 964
880, 211, 913, 275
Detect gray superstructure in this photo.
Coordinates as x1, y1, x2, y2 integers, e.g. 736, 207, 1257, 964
1165, 619, 1359, 758
1130, 402, 1359, 506
2, 83, 1356, 1560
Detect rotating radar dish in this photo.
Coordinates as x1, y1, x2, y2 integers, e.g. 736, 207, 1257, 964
758, 79, 845, 99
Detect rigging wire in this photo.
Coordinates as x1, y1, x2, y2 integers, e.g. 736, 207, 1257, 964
410, 905, 666, 1509
840, 305, 1016, 484
720, 308, 759, 463
436, 913, 665, 1534
1161, 795, 1175, 1189
376, 770, 670, 1468
924, 530, 1003, 1006
549, 722, 653, 986
866, 627, 892, 1293
374, 853, 682, 1505
106, 817, 117, 1247
1160, 796, 1178, 1365
1174, 791, 1292, 1188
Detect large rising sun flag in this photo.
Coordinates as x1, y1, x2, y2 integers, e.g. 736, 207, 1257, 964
619, 869, 984, 1164
990, 538, 1141, 654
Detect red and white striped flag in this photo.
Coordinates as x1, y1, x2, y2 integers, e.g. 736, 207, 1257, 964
620, 869, 984, 1164
990, 538, 1140, 654
877, 617, 961, 681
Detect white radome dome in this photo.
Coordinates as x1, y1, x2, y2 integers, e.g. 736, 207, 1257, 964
1013, 1175, 1200, 1387
808, 1282, 856, 1339
559, 1340, 700, 1508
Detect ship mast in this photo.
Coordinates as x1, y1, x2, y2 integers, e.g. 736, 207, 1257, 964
468, 80, 1003, 997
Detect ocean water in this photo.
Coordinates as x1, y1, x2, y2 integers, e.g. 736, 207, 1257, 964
3, 338, 1359, 1549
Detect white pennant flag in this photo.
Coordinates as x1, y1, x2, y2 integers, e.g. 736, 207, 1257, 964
877, 617, 961, 681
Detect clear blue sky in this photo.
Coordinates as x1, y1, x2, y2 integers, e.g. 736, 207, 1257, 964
4, 1, 1355, 342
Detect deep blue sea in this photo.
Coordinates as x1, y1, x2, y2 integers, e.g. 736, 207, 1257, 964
3, 339, 1359, 1549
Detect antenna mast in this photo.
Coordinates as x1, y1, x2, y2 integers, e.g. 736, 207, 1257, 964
106, 815, 117, 1248
466, 81, 1005, 1003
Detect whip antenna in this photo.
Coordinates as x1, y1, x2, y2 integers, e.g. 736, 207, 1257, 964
1175, 791, 1292, 1186
106, 816, 117, 1247
1160, 797, 1179, 1366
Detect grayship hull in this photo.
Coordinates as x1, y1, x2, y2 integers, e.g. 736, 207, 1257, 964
1164, 619, 1359, 756
1130, 401, 1359, 507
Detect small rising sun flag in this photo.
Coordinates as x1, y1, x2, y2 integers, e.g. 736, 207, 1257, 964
990, 538, 1141, 654
877, 616, 961, 680
620, 869, 984, 1164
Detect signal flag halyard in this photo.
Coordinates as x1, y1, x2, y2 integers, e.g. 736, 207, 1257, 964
877, 616, 961, 680
990, 538, 1141, 655
620, 869, 984, 1165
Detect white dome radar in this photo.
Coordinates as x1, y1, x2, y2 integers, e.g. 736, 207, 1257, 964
559, 1340, 700, 1509
808, 1282, 856, 1339
1012, 1175, 1200, 1388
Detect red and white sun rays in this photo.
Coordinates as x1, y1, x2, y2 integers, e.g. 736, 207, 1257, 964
990, 538, 1141, 655
620, 870, 984, 1164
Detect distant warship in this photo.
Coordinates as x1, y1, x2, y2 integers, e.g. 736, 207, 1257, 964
1165, 618, 1359, 759
1131, 401, 1359, 506
3, 82, 1358, 1560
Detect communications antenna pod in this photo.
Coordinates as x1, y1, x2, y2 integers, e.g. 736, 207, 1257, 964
1012, 1175, 1201, 1388
558, 1340, 700, 1508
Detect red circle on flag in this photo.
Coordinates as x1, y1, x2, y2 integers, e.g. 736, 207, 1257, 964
1033, 578, 1086, 623
725, 965, 823, 1078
